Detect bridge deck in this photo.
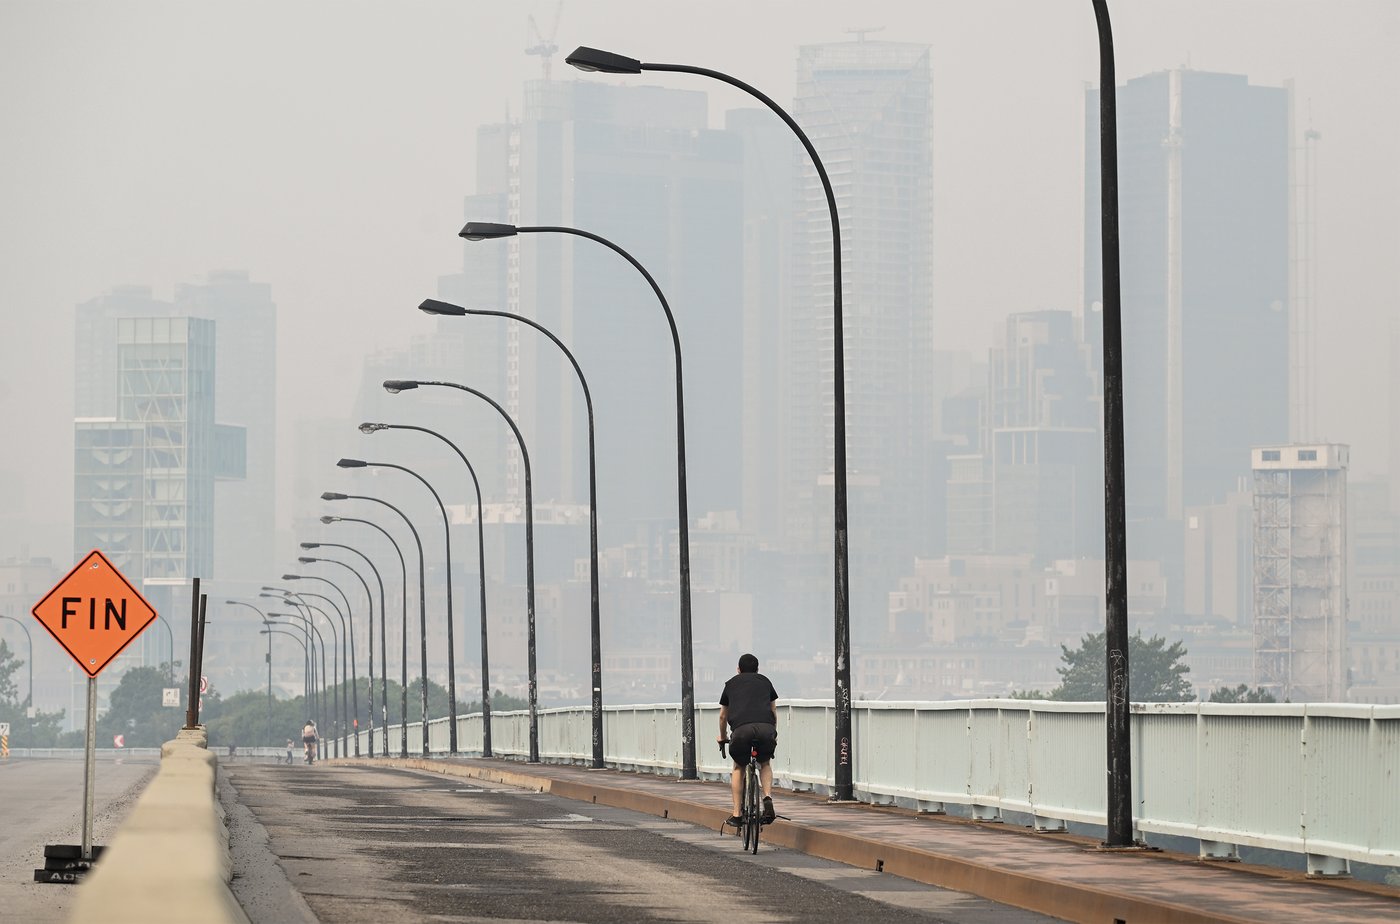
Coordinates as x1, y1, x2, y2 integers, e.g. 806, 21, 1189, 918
335, 756, 1399, 924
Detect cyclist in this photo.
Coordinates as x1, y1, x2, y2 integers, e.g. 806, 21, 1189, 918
717, 653, 778, 827
301, 720, 318, 764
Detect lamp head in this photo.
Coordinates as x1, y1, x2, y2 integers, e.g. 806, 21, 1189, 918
418, 298, 467, 317
565, 46, 642, 74
319, 515, 338, 525
459, 221, 517, 241
382, 379, 419, 394
280, 574, 301, 581
358, 422, 389, 434
337, 458, 368, 468
224, 599, 239, 605
297, 556, 316, 564
321, 491, 347, 501
299, 542, 319, 550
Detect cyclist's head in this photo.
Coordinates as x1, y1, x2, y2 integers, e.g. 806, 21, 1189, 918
738, 653, 759, 673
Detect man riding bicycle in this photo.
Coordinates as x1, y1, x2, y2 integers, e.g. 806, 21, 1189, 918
301, 720, 318, 763
717, 653, 778, 827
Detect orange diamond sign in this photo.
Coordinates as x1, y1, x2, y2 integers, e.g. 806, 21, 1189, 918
32, 550, 157, 678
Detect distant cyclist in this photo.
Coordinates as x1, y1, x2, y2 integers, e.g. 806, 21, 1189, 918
717, 653, 778, 826
301, 720, 318, 764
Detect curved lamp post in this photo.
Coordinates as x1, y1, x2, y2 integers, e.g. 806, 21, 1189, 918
563, 42, 849, 796
283, 585, 349, 758
273, 597, 340, 758
323, 489, 428, 757
419, 298, 603, 768
260, 592, 316, 735
267, 608, 328, 758
457, 222, 696, 778
338, 457, 459, 755
0, 614, 34, 742
1091, 0, 1133, 848
153, 614, 176, 684
359, 419, 495, 758
321, 514, 402, 758
303, 542, 385, 757
294, 562, 366, 756
383, 378, 539, 762
225, 600, 275, 744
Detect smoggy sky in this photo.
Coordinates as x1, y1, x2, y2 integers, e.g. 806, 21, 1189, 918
1, 0, 1396, 561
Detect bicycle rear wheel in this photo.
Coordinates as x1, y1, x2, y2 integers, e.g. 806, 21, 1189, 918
746, 764, 762, 854
740, 766, 754, 851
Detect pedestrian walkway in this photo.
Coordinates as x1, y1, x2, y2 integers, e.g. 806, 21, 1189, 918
329, 756, 1398, 924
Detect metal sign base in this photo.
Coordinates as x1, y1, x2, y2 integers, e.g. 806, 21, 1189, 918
34, 844, 105, 884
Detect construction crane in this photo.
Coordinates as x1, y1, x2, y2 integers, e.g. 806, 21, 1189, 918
526, 1, 564, 81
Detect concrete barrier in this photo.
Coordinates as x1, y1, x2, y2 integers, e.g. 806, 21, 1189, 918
69, 727, 248, 924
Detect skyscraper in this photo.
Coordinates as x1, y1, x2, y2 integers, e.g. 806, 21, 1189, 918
1085, 70, 1291, 570
787, 39, 934, 627
458, 79, 745, 542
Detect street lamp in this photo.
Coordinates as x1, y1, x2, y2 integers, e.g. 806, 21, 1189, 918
267, 608, 328, 759
1091, 0, 1133, 848
382, 378, 540, 762
457, 221, 697, 778
338, 456, 460, 755
418, 298, 604, 768
303, 542, 385, 757
225, 600, 274, 745
564, 42, 850, 796
258, 591, 313, 718
274, 592, 341, 758
320, 514, 403, 758
282, 581, 350, 758
323, 489, 429, 757
359, 420, 494, 758
259, 625, 309, 745
293, 563, 364, 757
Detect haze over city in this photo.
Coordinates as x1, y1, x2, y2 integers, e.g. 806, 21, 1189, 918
1, 0, 1398, 712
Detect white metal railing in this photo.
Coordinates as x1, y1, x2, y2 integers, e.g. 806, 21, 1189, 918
345, 699, 1400, 873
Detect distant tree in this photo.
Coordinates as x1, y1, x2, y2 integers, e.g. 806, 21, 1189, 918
1207, 683, 1277, 704
0, 639, 69, 746
96, 665, 187, 747
1008, 688, 1050, 700
1049, 631, 1193, 703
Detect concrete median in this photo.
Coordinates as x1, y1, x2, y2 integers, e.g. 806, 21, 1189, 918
69, 727, 249, 924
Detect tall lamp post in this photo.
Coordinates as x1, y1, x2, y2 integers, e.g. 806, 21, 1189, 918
323, 489, 429, 757
272, 600, 339, 758
154, 614, 176, 684
321, 514, 402, 758
382, 378, 540, 763
418, 298, 604, 768
267, 608, 328, 758
293, 563, 366, 756
0, 614, 34, 742
260, 625, 309, 743
283, 585, 350, 758
358, 420, 495, 758
1091, 0, 1133, 848
337, 457, 459, 754
458, 222, 696, 778
303, 542, 385, 757
259, 592, 315, 739
225, 600, 274, 745
563, 43, 850, 796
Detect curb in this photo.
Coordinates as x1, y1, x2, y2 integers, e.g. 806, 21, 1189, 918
329, 758, 1254, 924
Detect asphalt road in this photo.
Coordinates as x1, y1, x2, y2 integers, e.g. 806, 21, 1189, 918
0, 756, 158, 923
223, 763, 1061, 924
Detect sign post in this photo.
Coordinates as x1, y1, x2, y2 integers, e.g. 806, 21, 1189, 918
30, 550, 156, 880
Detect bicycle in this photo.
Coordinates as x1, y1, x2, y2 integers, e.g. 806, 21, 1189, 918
719, 739, 763, 854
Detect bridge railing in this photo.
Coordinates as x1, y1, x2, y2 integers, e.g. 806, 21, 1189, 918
346, 698, 1399, 873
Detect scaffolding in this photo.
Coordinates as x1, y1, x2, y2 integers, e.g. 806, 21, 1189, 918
1252, 445, 1348, 701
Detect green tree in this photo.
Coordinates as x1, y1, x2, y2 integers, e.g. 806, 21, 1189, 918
0, 638, 70, 746
96, 665, 186, 747
1207, 683, 1277, 704
1048, 631, 1193, 702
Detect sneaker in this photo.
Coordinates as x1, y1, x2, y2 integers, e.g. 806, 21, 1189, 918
762, 796, 776, 824
725, 815, 742, 827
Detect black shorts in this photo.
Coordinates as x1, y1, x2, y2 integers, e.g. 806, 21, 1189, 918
729, 722, 777, 767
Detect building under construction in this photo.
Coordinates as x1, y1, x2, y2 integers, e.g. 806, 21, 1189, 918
1252, 444, 1349, 701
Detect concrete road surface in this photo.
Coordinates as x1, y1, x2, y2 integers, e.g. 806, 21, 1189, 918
224, 763, 1061, 923
0, 756, 158, 923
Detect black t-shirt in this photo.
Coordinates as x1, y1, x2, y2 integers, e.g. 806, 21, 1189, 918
720, 672, 778, 729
